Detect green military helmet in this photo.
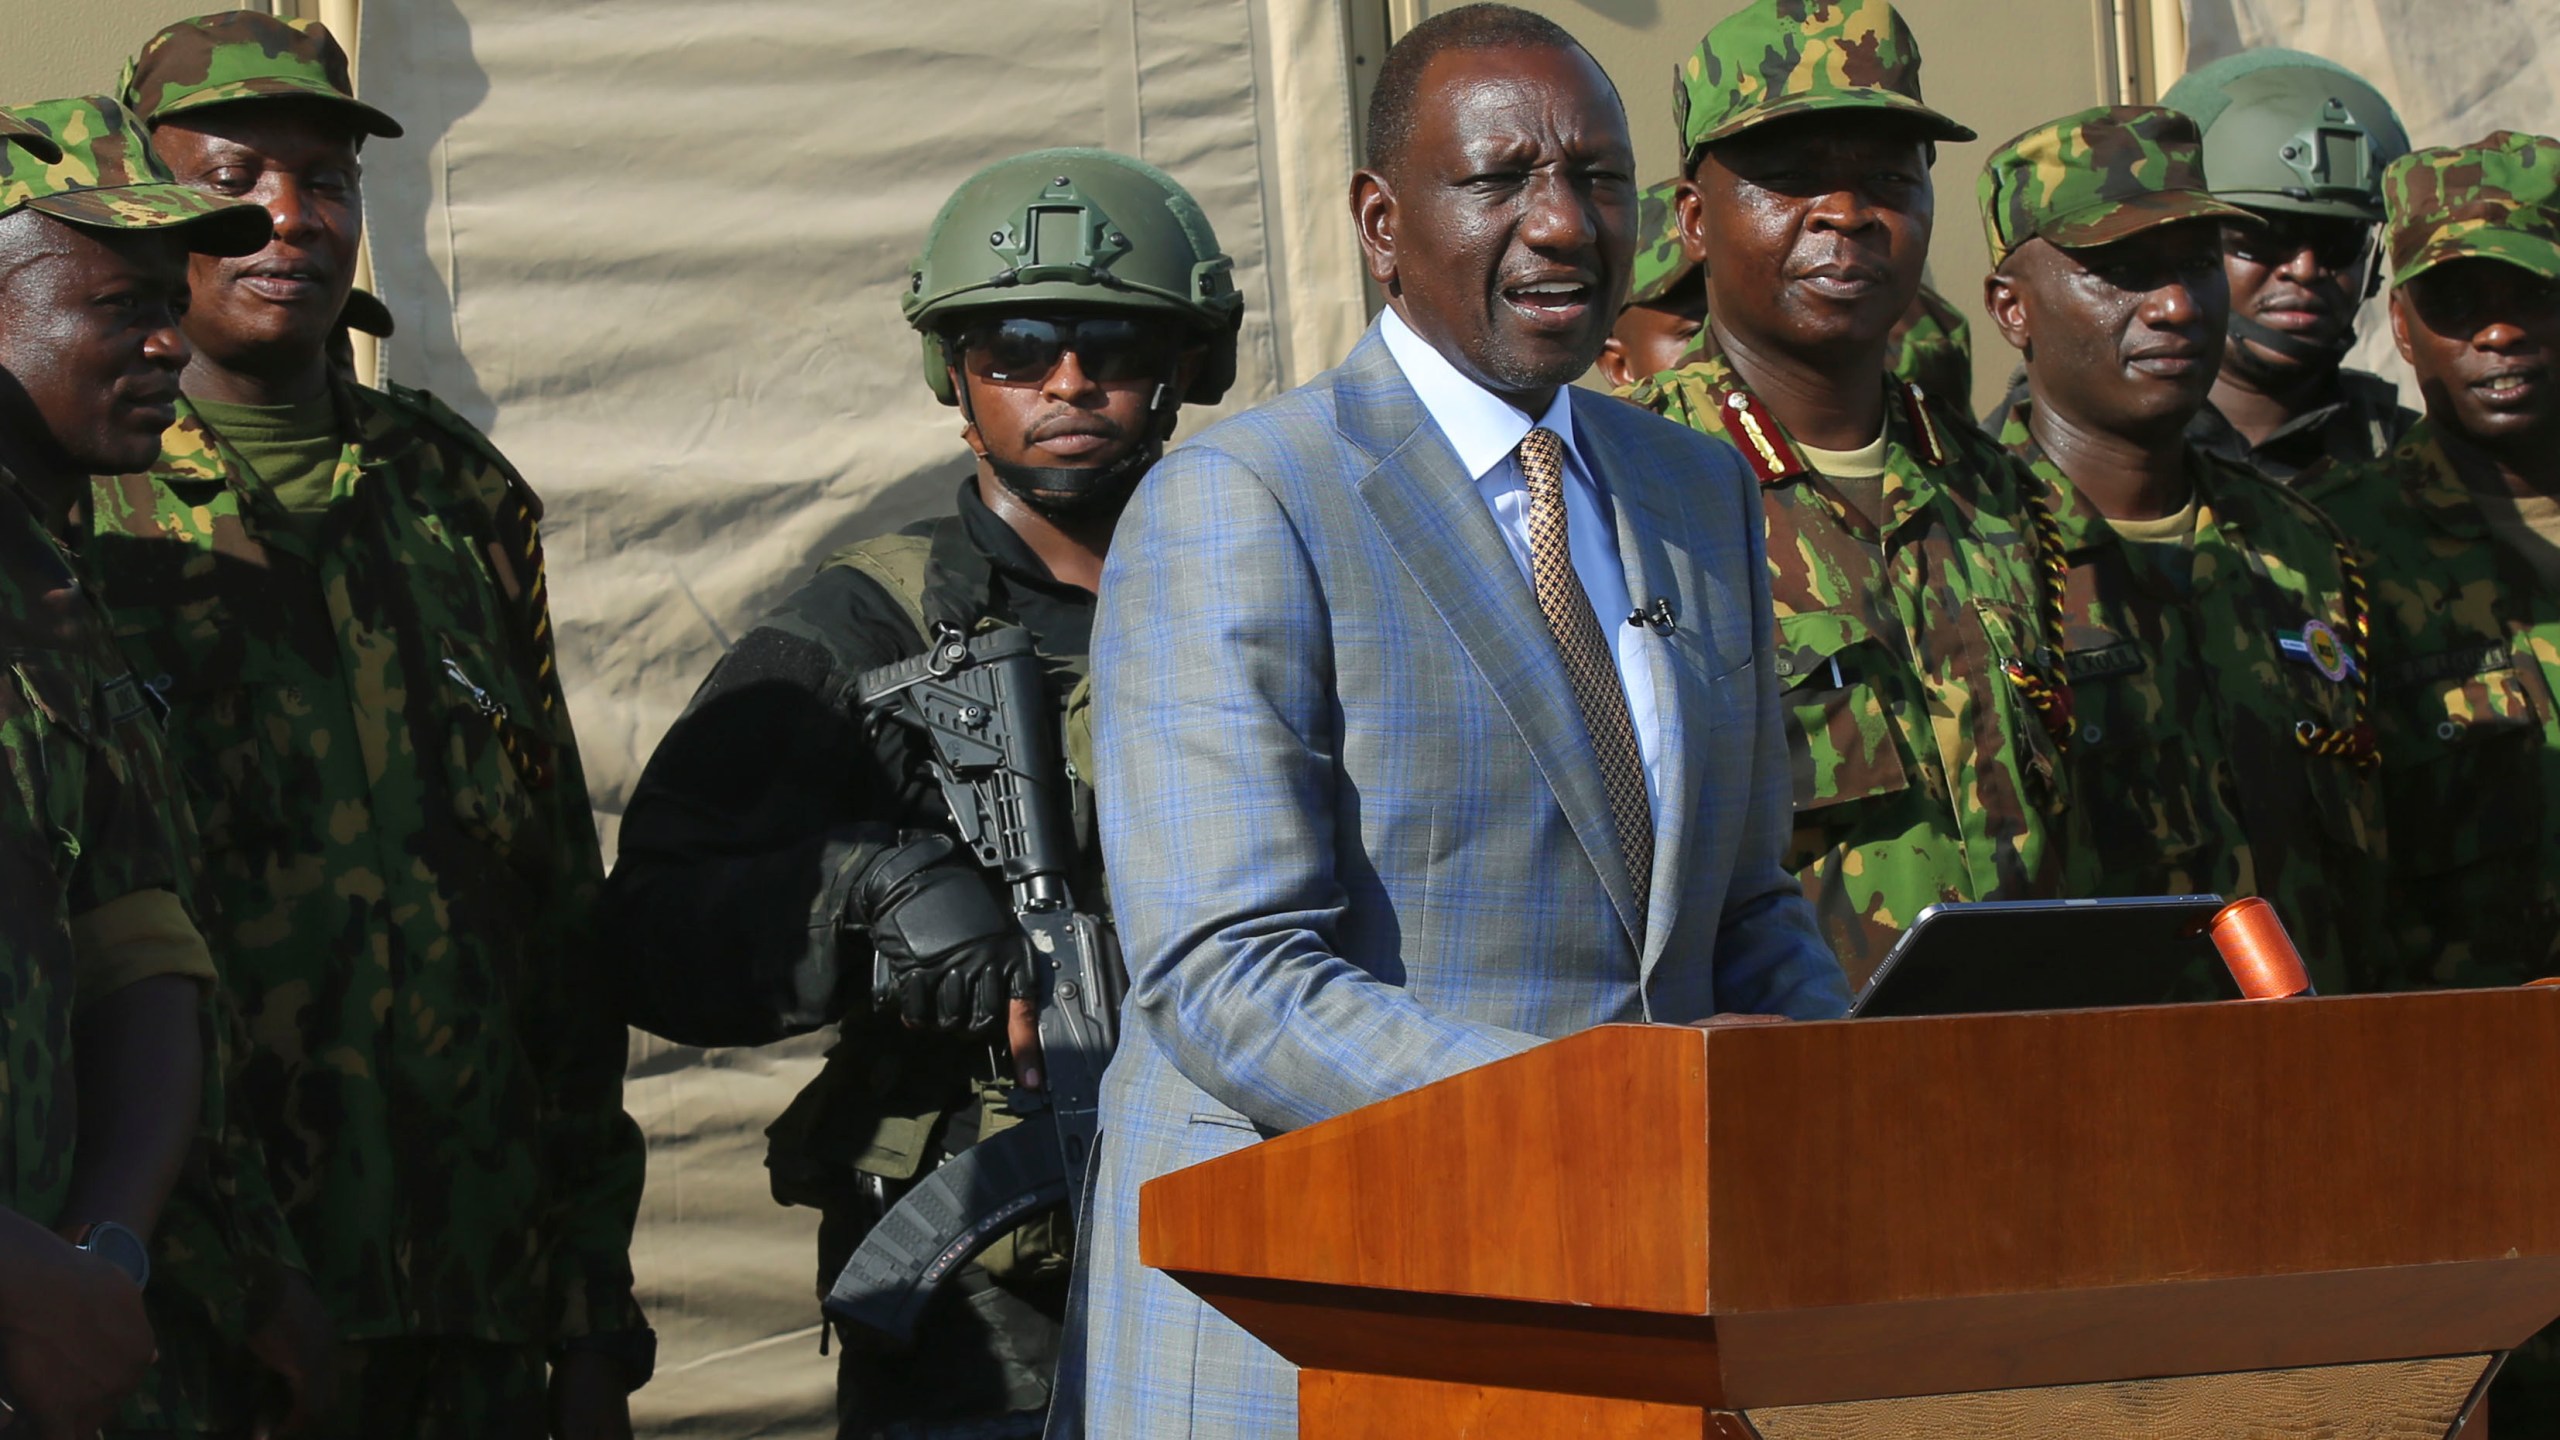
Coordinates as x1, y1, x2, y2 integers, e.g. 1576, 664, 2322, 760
906, 147, 1242, 407
2162, 49, 2409, 223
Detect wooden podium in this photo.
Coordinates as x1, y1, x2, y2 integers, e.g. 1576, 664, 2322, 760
1141, 989, 2560, 1438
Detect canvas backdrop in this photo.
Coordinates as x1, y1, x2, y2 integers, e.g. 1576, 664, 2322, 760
347, 1, 2559, 1432
357, 2, 1361, 1430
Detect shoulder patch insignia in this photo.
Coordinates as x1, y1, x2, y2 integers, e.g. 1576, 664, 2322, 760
1721, 387, 1807, 486
1897, 379, 1947, 467
378, 380, 542, 518
2278, 620, 2358, 683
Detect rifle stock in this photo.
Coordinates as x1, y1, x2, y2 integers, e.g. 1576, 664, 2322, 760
824, 626, 1121, 1346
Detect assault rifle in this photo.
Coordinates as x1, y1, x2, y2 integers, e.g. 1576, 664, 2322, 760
823, 625, 1121, 1346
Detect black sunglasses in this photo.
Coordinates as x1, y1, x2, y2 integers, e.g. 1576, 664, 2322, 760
957, 316, 1176, 386
2221, 216, 2375, 275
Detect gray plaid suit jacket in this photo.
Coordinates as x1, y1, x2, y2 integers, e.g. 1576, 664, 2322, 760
1069, 323, 1848, 1437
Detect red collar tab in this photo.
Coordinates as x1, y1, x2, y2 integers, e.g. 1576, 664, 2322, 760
1719, 387, 1807, 486
1897, 380, 1948, 468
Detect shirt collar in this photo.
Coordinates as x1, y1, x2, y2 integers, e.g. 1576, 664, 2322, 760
955, 475, 1084, 595
1379, 306, 1577, 481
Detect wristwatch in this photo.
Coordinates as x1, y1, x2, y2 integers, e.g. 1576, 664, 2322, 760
72, 1220, 151, 1289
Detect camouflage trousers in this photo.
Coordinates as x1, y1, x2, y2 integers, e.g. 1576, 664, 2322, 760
111, 1330, 543, 1439
314, 1337, 547, 1440
109, 1292, 257, 1438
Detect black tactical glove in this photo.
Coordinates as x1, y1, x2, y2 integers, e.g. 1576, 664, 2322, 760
852, 833, 1029, 1032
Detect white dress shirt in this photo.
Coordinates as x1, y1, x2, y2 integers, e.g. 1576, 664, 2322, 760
1377, 307, 1666, 816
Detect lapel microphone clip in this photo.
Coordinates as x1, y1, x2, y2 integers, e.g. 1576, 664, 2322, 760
1625, 596, 1677, 636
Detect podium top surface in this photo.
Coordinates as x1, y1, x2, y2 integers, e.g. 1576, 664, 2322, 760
1141, 988, 2560, 1318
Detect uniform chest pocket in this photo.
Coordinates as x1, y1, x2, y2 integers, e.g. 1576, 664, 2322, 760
1773, 611, 1914, 852
2380, 647, 2545, 877
6, 654, 104, 853
108, 612, 285, 861
435, 634, 553, 873
1967, 599, 2067, 806
2060, 658, 2216, 881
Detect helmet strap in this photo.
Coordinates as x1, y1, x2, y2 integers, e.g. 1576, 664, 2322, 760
2226, 310, 2355, 372
953, 360, 1185, 517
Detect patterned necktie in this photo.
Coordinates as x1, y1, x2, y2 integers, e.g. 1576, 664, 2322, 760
1517, 426, 1654, 916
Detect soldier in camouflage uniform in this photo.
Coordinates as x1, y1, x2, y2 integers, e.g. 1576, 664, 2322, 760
2304, 137, 2560, 981
82, 14, 652, 1437
1976, 105, 2391, 993
1597, 179, 1708, 391
0, 98, 271, 1435
2308, 126, 2560, 1440
1601, 176, 1975, 411
2304, 132, 2560, 1001
607, 149, 1241, 1438
2161, 51, 2417, 483
1621, 0, 2077, 987
1888, 281, 1975, 420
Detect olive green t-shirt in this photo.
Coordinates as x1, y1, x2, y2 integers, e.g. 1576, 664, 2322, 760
2469, 486, 2560, 595
2106, 490, 2202, 592
2106, 493, 2201, 548
187, 396, 340, 549
1800, 433, 1890, 529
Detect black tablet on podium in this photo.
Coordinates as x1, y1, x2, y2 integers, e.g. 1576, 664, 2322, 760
1849, 896, 2236, 1019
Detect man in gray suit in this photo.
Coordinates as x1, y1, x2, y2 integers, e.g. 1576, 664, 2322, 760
1072, 5, 1850, 1434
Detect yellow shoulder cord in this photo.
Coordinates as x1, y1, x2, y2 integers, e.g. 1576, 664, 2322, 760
2001, 481, 2078, 753
477, 491, 559, 791
2292, 539, 2380, 769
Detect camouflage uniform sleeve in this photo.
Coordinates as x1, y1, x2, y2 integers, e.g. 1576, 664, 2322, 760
416, 393, 649, 1341
493, 489, 646, 1342
526, 700, 649, 1341
1626, 366, 1715, 429
67, 887, 214, 1002
604, 564, 928, 1046
211, 981, 307, 1282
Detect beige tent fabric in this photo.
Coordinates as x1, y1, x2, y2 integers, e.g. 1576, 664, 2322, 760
355, 2, 1357, 1433
359, 0, 1362, 843
620, 1033, 837, 1435
2182, 0, 2560, 397
343, 0, 2560, 1430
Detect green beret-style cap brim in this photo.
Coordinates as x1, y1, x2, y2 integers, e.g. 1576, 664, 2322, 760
145, 81, 401, 140
2392, 223, 2560, 289
1688, 87, 1975, 161
2041, 188, 2254, 255
0, 115, 62, 164
16, 184, 271, 258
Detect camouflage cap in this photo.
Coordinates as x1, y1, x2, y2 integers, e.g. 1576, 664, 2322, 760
121, 11, 401, 139
0, 96, 269, 255
0, 115, 62, 165
1627, 178, 1701, 306
1977, 104, 2250, 267
2381, 130, 2560, 288
1676, 0, 1973, 163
